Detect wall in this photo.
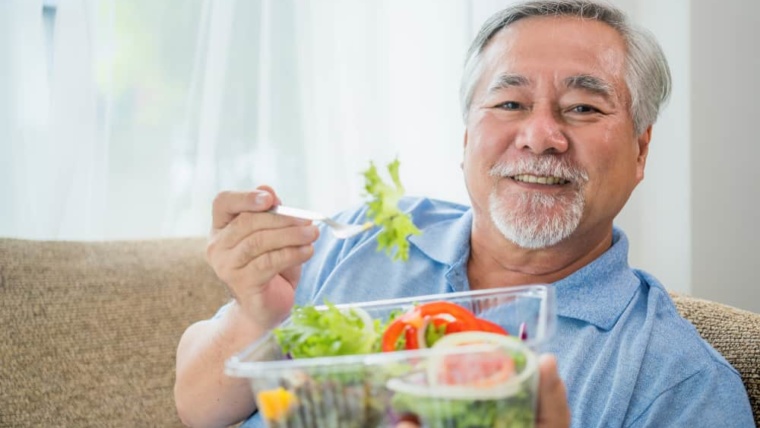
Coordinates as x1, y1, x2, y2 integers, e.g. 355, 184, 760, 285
618, 0, 759, 313
691, 1, 760, 312
614, 0, 693, 298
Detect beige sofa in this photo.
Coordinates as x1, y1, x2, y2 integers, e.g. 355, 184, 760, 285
1, 237, 758, 427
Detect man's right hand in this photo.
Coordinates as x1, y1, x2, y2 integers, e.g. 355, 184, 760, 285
206, 187, 320, 328
175, 187, 320, 427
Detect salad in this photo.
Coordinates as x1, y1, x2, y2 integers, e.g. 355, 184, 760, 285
387, 332, 537, 428
253, 300, 538, 427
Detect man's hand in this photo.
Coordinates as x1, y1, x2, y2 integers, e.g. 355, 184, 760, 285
207, 186, 320, 328
395, 353, 570, 428
175, 186, 320, 427
536, 354, 571, 428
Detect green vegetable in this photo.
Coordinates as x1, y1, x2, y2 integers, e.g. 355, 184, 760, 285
390, 390, 535, 428
273, 303, 380, 358
424, 321, 448, 348
269, 304, 407, 427
362, 158, 422, 262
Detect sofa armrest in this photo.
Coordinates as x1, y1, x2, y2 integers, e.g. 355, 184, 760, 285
670, 292, 760, 425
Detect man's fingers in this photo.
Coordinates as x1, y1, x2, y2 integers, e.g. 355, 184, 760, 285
537, 354, 571, 428
215, 211, 313, 251
256, 185, 282, 206
235, 245, 315, 286
228, 225, 319, 269
208, 221, 318, 288
211, 190, 275, 231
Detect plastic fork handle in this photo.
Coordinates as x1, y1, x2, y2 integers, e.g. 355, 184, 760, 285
270, 205, 326, 221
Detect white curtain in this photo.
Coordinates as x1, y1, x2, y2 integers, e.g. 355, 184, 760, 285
2, 0, 495, 240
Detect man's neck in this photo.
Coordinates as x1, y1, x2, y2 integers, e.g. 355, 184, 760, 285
466, 219, 614, 290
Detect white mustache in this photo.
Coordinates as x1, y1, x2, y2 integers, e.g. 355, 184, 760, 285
488, 158, 589, 184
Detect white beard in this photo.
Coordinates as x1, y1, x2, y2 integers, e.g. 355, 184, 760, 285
488, 158, 587, 249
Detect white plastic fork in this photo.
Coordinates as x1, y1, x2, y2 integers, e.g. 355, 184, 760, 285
269, 205, 374, 239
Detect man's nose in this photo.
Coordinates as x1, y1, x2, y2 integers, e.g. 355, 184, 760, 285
514, 107, 569, 154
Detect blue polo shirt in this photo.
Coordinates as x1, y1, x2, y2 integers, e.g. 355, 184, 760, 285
240, 197, 754, 427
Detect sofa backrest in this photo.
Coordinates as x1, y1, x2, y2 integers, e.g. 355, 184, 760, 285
0, 238, 228, 427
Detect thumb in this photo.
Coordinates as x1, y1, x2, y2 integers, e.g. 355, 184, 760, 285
536, 354, 571, 428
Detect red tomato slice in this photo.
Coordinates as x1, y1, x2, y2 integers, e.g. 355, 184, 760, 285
404, 325, 419, 350
381, 318, 408, 352
381, 301, 508, 351
430, 316, 467, 334
438, 350, 516, 387
476, 318, 509, 335
416, 302, 480, 327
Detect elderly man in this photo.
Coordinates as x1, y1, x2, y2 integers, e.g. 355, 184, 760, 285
175, 1, 754, 427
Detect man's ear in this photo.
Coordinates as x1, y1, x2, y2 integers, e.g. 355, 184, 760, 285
636, 125, 653, 182
461, 130, 468, 169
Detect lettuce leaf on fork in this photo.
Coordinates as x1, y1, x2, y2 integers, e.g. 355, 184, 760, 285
362, 159, 422, 262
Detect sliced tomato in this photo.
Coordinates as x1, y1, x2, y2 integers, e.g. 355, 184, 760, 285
381, 301, 509, 351
404, 325, 419, 350
476, 318, 509, 335
383, 303, 478, 351
438, 350, 516, 387
415, 302, 480, 326
382, 318, 424, 352
425, 316, 471, 347
430, 316, 467, 334
429, 332, 524, 390
382, 318, 408, 352
445, 320, 468, 334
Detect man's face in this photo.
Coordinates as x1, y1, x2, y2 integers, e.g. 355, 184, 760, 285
463, 16, 650, 249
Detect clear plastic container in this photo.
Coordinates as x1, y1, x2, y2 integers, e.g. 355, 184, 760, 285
226, 284, 556, 428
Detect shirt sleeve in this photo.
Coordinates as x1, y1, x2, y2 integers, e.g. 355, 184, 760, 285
211, 299, 234, 320
626, 363, 755, 428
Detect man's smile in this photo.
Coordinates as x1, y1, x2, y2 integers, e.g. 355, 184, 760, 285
511, 174, 570, 185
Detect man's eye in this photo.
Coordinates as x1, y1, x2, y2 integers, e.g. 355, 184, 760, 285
570, 105, 599, 114
496, 101, 522, 110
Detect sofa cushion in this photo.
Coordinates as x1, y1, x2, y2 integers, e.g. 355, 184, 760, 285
0, 238, 228, 427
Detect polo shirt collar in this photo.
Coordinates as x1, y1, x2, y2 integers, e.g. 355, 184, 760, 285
411, 212, 638, 331
409, 209, 473, 266
553, 227, 640, 330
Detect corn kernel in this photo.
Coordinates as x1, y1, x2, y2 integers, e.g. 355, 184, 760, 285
257, 387, 297, 421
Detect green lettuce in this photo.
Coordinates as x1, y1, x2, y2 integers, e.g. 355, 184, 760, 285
390, 389, 535, 428
273, 303, 385, 358
362, 159, 422, 262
